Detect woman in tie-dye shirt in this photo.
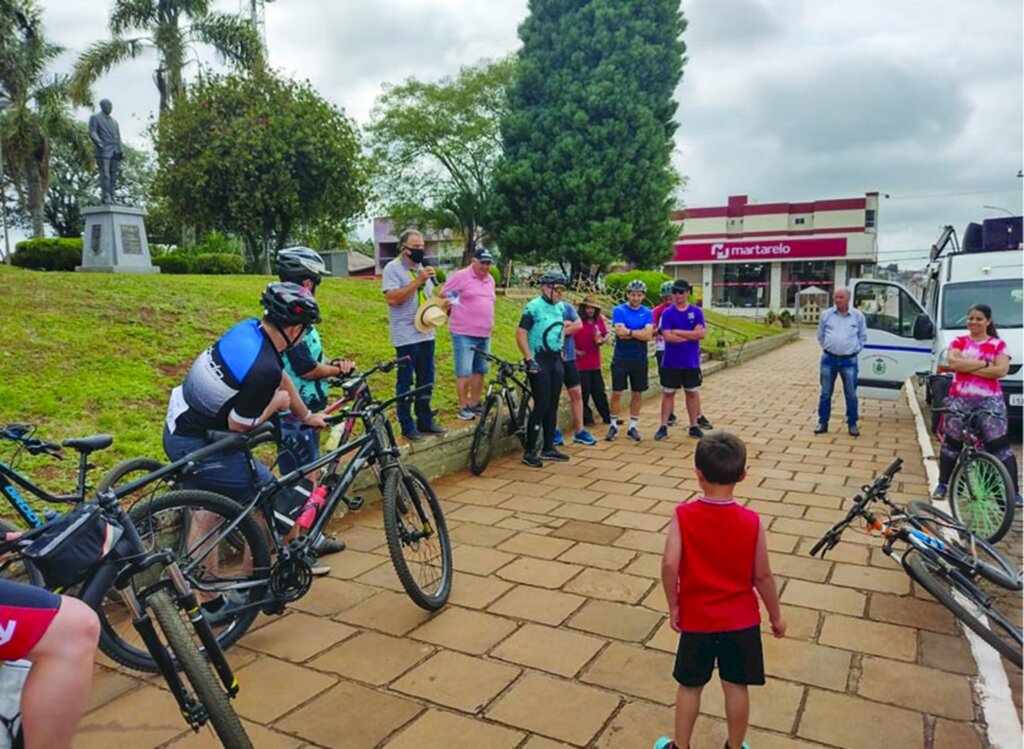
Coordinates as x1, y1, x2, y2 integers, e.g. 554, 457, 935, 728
934, 304, 1020, 503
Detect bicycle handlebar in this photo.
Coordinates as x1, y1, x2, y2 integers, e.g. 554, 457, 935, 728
0, 424, 63, 457
325, 384, 434, 425
471, 348, 527, 373
808, 458, 903, 558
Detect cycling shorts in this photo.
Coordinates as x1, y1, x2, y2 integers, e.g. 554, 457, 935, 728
0, 579, 61, 661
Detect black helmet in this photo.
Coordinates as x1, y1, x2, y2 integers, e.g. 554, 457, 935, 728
261, 282, 321, 326
276, 247, 331, 283
539, 270, 568, 287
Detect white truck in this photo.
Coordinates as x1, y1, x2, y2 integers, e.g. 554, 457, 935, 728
847, 216, 1022, 428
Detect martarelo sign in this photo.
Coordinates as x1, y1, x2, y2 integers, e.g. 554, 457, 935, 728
673, 237, 848, 263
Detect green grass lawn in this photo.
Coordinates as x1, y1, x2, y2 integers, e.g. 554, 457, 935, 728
0, 265, 785, 492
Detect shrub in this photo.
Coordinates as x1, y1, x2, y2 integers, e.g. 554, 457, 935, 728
604, 269, 671, 307
489, 265, 501, 286
193, 253, 244, 274
779, 309, 793, 328
153, 254, 192, 274
11, 238, 83, 271
765, 310, 778, 326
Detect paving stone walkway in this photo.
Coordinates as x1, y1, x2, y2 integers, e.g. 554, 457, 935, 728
79, 334, 999, 748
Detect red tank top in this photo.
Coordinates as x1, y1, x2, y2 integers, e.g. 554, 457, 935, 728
675, 498, 761, 633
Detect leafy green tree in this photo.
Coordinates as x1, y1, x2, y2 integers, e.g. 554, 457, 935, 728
492, 0, 686, 279
368, 58, 514, 266
152, 71, 368, 273
69, 0, 264, 114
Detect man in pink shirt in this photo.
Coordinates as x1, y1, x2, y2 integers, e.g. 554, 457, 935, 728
442, 248, 497, 420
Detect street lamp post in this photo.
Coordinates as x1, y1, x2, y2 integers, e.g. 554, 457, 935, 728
0, 95, 10, 264
982, 205, 1015, 217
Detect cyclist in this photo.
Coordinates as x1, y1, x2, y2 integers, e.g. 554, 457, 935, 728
276, 248, 356, 560
553, 298, 597, 447
652, 281, 678, 427
608, 279, 654, 441
656, 280, 713, 441
0, 578, 99, 749
516, 271, 571, 468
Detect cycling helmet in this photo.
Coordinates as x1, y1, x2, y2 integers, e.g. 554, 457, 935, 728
276, 247, 331, 283
660, 281, 674, 297
539, 270, 568, 287
626, 279, 647, 293
261, 282, 321, 326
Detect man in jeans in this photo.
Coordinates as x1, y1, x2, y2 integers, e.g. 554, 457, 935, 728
815, 287, 867, 437
382, 229, 447, 441
441, 247, 496, 420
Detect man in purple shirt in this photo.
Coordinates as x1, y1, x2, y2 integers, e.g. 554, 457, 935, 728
656, 280, 713, 441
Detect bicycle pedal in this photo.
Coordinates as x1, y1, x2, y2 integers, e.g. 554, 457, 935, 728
344, 495, 365, 512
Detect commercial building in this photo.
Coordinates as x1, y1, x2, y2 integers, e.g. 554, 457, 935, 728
665, 193, 880, 314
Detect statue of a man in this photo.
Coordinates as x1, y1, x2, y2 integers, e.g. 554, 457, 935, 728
88, 98, 123, 204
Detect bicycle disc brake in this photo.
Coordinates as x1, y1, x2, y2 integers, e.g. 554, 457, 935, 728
269, 550, 313, 603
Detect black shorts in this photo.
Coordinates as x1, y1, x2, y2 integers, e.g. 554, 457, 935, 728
611, 359, 648, 393
660, 367, 702, 392
563, 359, 581, 389
673, 625, 765, 687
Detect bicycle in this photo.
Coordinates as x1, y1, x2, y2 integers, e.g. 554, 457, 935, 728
105, 359, 453, 672
810, 458, 1022, 667
468, 349, 533, 475
934, 405, 1015, 543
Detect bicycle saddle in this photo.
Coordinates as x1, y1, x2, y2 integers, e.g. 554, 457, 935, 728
61, 434, 113, 453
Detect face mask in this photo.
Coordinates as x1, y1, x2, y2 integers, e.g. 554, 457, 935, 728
407, 247, 425, 264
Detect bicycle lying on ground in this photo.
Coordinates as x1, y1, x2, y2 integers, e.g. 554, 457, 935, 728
469, 349, 533, 475
934, 405, 1015, 543
810, 458, 1022, 667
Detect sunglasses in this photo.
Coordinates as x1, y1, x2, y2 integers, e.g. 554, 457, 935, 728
553, 285, 566, 292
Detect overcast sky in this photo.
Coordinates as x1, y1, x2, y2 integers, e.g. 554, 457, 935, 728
35, 0, 1024, 264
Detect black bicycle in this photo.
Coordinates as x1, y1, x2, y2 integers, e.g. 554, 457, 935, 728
469, 349, 533, 475
934, 405, 1015, 543
811, 458, 1022, 667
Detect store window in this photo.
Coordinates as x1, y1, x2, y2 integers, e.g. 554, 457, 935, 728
854, 282, 919, 337
865, 209, 877, 228
781, 261, 834, 308
712, 263, 769, 308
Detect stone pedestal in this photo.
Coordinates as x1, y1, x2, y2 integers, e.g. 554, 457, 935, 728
77, 205, 159, 274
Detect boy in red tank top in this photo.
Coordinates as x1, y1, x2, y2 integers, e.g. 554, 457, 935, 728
654, 431, 786, 749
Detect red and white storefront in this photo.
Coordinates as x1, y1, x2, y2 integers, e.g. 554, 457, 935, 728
665, 193, 880, 314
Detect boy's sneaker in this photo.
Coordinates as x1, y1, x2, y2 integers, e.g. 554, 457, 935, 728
667, 413, 678, 427
697, 414, 713, 429
627, 426, 642, 442
553, 428, 564, 446
932, 483, 948, 499
606, 424, 618, 441
522, 452, 543, 468
688, 425, 704, 439
654, 425, 668, 441
456, 406, 476, 421
541, 448, 570, 462
573, 429, 597, 446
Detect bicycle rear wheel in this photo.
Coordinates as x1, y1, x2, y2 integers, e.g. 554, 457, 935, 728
903, 549, 1022, 667
96, 457, 168, 508
907, 501, 1021, 590
469, 394, 502, 476
148, 589, 252, 749
99, 490, 271, 672
949, 452, 1014, 544
382, 466, 452, 611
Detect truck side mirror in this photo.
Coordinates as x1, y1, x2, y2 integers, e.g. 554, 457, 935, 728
912, 313, 935, 341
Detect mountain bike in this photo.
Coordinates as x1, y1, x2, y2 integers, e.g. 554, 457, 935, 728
810, 458, 1022, 667
935, 405, 1015, 543
469, 349, 532, 475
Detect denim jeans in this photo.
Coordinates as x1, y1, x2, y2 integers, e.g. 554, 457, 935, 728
163, 426, 271, 504
395, 339, 436, 433
818, 353, 859, 427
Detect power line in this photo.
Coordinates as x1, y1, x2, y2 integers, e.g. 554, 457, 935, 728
883, 187, 1022, 201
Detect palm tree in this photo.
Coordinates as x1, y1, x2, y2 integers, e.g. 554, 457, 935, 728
69, 0, 264, 114
0, 0, 86, 238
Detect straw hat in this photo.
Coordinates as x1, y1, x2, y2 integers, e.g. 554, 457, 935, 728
579, 295, 602, 312
414, 297, 449, 333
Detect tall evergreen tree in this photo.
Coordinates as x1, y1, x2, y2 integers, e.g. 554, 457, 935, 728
492, 0, 686, 278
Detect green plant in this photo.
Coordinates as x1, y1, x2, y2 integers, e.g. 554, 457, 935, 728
779, 309, 793, 328
765, 310, 778, 326
604, 270, 672, 307
152, 254, 191, 274
489, 265, 501, 285
193, 253, 244, 274
433, 267, 447, 284
11, 238, 82, 271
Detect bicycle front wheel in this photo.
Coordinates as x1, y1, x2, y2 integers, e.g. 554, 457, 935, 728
382, 466, 453, 611
949, 451, 1015, 544
511, 386, 533, 449
148, 589, 253, 749
903, 549, 1022, 667
470, 393, 502, 476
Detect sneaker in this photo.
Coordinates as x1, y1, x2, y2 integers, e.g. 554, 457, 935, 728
541, 449, 570, 462
654, 425, 668, 441
1015, 493, 1023, 507
522, 452, 543, 468
456, 407, 476, 421
402, 429, 424, 442
627, 426, 642, 442
313, 535, 346, 556
470, 403, 484, 414
688, 425, 704, 439
813, 423, 828, 435
697, 414, 713, 429
420, 423, 447, 435
606, 424, 618, 441
653, 739, 673, 749
848, 424, 860, 437
553, 428, 564, 446
667, 413, 678, 427
573, 429, 597, 446
307, 556, 330, 577
932, 483, 948, 499
200, 593, 250, 627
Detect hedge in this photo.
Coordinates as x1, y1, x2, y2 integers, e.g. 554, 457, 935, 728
604, 269, 672, 307
192, 253, 245, 274
153, 254, 191, 274
11, 238, 83, 272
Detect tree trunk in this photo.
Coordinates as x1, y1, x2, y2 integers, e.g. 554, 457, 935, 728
26, 165, 45, 238
261, 224, 272, 275
460, 229, 475, 267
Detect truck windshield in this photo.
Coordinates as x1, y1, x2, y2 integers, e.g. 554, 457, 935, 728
942, 280, 1024, 329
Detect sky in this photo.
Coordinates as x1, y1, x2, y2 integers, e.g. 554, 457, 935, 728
32, 0, 1024, 266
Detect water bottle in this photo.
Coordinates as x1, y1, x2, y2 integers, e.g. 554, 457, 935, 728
42, 508, 60, 523
295, 486, 328, 530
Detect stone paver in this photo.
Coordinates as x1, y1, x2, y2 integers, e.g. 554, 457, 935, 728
84, 335, 1007, 748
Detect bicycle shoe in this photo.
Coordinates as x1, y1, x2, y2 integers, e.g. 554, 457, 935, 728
654, 425, 668, 441
541, 449, 570, 462
627, 426, 642, 442
697, 414, 713, 429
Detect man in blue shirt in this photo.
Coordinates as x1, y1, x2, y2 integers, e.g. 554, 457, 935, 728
607, 279, 654, 442
815, 287, 867, 437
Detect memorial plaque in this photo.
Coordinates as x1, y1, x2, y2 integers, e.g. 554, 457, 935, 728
120, 224, 142, 255
91, 224, 102, 254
